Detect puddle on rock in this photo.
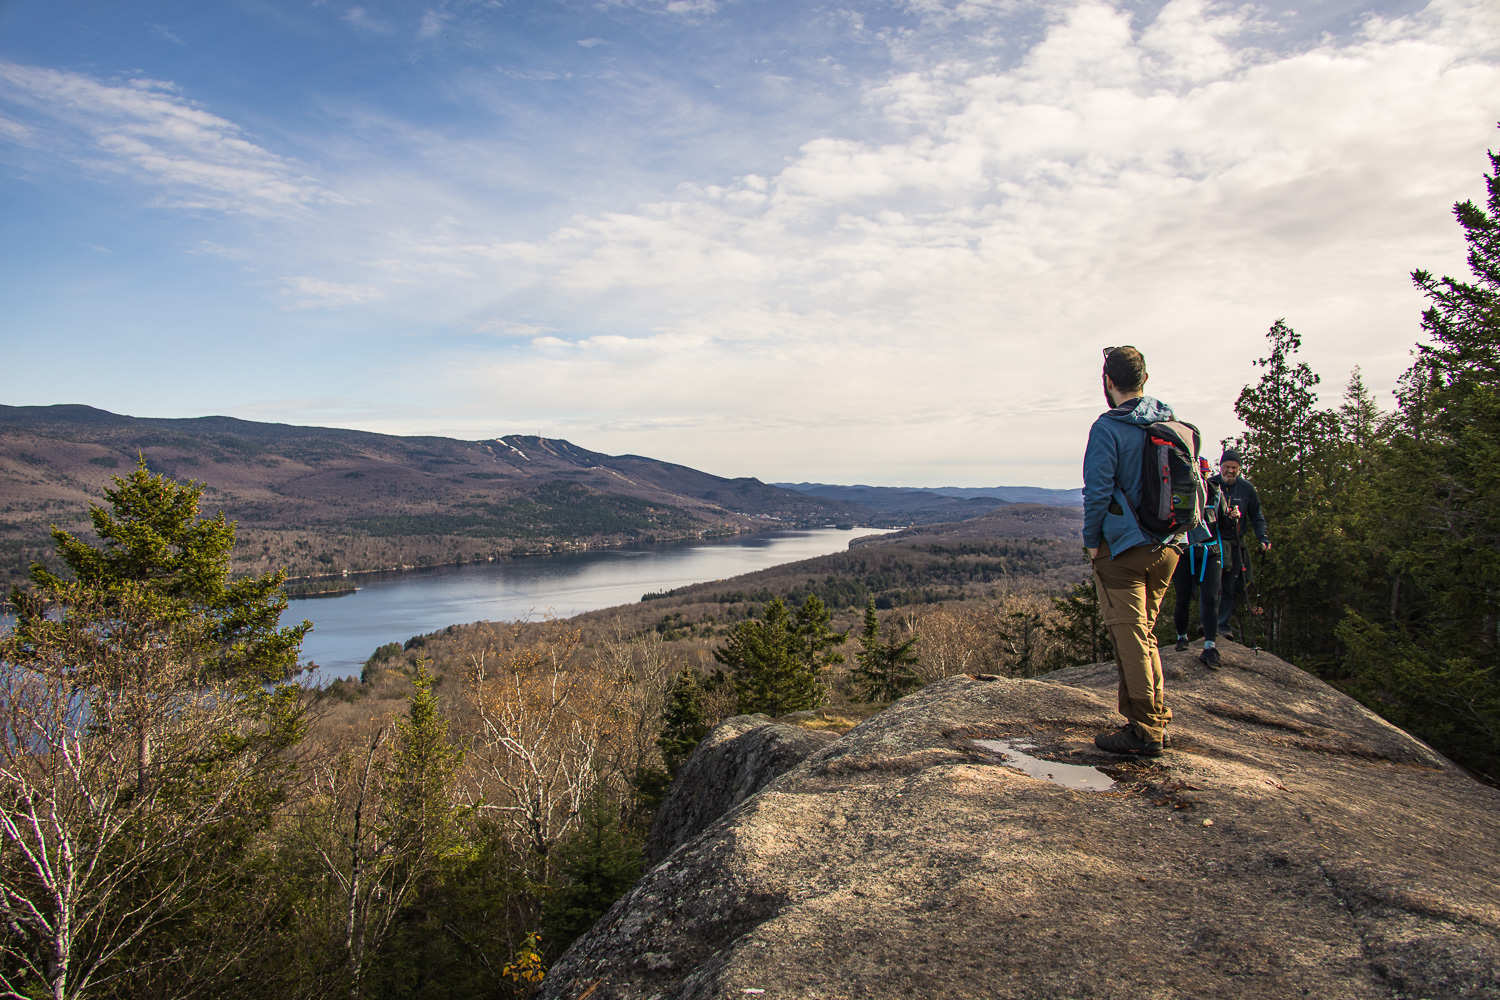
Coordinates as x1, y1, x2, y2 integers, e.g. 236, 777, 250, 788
973, 740, 1118, 792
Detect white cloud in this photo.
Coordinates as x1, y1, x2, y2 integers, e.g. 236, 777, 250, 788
1138, 0, 1248, 84
475, 318, 552, 338
342, 7, 394, 35
0, 61, 332, 216
354, 0, 1499, 483
599, 0, 723, 17
281, 276, 387, 309
0, 112, 32, 142
418, 10, 452, 40
151, 24, 187, 46
895, 0, 1040, 27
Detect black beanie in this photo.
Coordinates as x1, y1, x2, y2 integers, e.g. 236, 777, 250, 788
1221, 449, 1243, 464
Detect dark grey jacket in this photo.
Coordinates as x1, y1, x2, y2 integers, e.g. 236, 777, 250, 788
1208, 474, 1270, 546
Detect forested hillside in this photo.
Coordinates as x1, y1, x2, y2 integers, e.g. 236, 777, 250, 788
0, 409, 867, 588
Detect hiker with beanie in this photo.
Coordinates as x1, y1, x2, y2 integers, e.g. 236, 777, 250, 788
1170, 457, 1238, 668
1083, 346, 1195, 758
1211, 449, 1271, 640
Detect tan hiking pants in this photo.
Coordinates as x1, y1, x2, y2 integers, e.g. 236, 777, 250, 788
1092, 540, 1179, 743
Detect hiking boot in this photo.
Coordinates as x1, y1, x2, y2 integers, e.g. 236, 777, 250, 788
1220, 629, 1235, 642
1095, 726, 1164, 758
1200, 646, 1221, 669
1122, 721, 1173, 748
1174, 637, 1190, 652
1128, 722, 1176, 746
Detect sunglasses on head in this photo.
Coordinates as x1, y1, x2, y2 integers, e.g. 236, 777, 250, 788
1102, 347, 1117, 360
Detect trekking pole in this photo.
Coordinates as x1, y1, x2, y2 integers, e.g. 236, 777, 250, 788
1249, 549, 1265, 655
1234, 542, 1248, 648
1235, 578, 1247, 651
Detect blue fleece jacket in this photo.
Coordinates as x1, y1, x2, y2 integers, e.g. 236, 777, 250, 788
1081, 395, 1177, 557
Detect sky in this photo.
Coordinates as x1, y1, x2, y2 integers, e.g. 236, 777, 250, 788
1, 0, 1497, 487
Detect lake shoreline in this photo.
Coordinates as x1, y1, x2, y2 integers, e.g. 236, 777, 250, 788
281, 522, 885, 600
286, 527, 894, 679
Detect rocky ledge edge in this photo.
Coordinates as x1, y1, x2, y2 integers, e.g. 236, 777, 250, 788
545, 642, 1500, 1000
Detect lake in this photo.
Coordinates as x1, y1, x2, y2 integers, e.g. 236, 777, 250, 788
285, 527, 888, 680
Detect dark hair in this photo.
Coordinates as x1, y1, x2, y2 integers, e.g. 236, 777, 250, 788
1103, 346, 1147, 393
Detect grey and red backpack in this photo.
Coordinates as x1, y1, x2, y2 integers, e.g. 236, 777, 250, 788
1134, 420, 1206, 542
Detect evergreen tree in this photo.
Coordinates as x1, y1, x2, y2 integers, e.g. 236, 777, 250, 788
539, 786, 642, 959
715, 596, 844, 716
1338, 367, 1385, 459
388, 664, 468, 872
1227, 320, 1357, 663
0, 468, 309, 1000
360, 825, 534, 1000
850, 597, 921, 702
1211, 131, 1500, 782
20, 457, 310, 682
656, 668, 709, 775
360, 670, 499, 1000
1342, 137, 1500, 780
789, 594, 847, 677
1386, 143, 1500, 642
996, 605, 1050, 677
1047, 579, 1107, 666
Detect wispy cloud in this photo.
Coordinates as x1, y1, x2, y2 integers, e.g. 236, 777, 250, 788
281, 276, 387, 309
0, 61, 333, 216
151, 24, 187, 46
418, 10, 451, 40
342, 6, 394, 35
598, 0, 723, 18
475, 318, 553, 338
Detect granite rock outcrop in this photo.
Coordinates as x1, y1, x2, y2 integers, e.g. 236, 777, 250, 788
545, 642, 1500, 1000
643, 715, 840, 868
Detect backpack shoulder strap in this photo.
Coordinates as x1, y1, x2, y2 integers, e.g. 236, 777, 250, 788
1145, 420, 1201, 457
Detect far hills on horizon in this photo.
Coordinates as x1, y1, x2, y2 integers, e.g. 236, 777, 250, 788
0, 404, 1080, 589
775, 482, 1081, 519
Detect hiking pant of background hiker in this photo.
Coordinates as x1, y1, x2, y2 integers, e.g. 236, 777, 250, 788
1173, 543, 1222, 643
1092, 539, 1178, 743
1218, 540, 1249, 632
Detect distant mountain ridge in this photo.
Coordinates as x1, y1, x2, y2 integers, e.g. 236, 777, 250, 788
0, 404, 864, 586
774, 481, 1082, 517
0, 404, 1081, 588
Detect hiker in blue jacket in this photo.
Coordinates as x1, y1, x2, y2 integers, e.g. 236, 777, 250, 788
1210, 449, 1271, 640
1171, 458, 1237, 667
1083, 347, 1182, 758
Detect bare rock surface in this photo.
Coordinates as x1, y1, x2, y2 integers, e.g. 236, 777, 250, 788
544, 643, 1500, 1000
644, 715, 841, 867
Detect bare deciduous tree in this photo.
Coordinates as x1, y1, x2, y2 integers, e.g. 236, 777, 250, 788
300, 726, 409, 998
592, 624, 677, 796
0, 586, 302, 1000
908, 606, 987, 682
463, 626, 621, 874
905, 591, 1071, 682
